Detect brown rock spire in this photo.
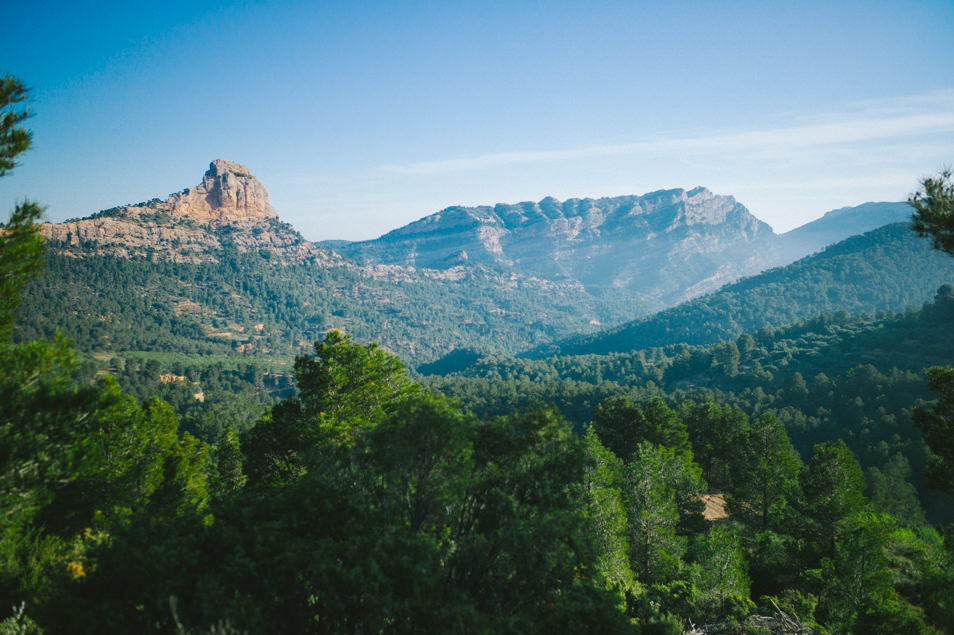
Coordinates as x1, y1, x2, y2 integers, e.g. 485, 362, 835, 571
166, 159, 277, 221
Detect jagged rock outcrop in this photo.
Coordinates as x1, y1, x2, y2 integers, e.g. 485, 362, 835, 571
41, 213, 339, 265
40, 160, 337, 265
166, 159, 277, 222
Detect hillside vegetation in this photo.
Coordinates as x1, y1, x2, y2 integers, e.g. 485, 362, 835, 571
532, 222, 954, 357
422, 285, 954, 521
16, 243, 640, 363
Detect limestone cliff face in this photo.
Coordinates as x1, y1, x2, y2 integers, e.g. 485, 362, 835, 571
40, 160, 335, 265
41, 213, 339, 265
167, 159, 277, 222
332, 187, 779, 305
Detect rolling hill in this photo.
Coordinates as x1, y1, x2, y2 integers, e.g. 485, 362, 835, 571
526, 222, 954, 358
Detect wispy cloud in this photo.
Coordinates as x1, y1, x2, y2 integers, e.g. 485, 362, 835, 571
381, 91, 954, 176
723, 172, 926, 193
275, 173, 350, 186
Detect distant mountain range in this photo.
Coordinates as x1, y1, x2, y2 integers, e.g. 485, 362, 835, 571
325, 191, 911, 308
20, 159, 926, 364
775, 201, 913, 263
326, 188, 775, 308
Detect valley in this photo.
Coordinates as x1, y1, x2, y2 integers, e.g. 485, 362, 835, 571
19, 160, 922, 366
18, 159, 954, 524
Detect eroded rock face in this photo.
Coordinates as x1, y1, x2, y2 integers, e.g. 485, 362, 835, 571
39, 160, 338, 265
167, 159, 277, 222
40, 213, 338, 265
331, 187, 779, 304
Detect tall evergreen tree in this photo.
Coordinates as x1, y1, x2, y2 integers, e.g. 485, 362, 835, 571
0, 76, 31, 177
728, 413, 802, 533
0, 76, 43, 341
801, 440, 867, 558
909, 170, 954, 499
911, 367, 954, 498
911, 168, 954, 256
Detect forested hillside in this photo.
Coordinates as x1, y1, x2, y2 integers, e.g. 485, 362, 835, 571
774, 201, 912, 263
20, 220, 951, 373
422, 286, 954, 521
7, 305, 954, 633
15, 243, 641, 363
533, 222, 954, 357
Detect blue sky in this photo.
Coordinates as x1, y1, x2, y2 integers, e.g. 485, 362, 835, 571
2, 0, 953, 241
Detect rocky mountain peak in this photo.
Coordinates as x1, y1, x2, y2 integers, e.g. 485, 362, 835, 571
329, 188, 779, 305
166, 159, 277, 222
37, 160, 347, 266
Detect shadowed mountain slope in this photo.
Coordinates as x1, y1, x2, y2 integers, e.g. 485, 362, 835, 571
523, 222, 954, 357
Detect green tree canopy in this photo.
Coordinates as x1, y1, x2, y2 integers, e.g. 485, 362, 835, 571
691, 525, 752, 623
0, 76, 30, 177
727, 413, 802, 533
801, 440, 866, 558
910, 168, 954, 256
623, 442, 705, 584
593, 395, 690, 460
0, 75, 43, 341
682, 400, 749, 488
908, 171, 954, 502
242, 330, 418, 485
911, 366, 954, 497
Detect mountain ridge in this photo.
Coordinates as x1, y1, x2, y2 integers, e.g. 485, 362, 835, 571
776, 200, 912, 263
328, 187, 778, 305
39, 159, 912, 304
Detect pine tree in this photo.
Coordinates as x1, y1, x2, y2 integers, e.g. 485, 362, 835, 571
911, 169, 954, 256
0, 76, 31, 177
